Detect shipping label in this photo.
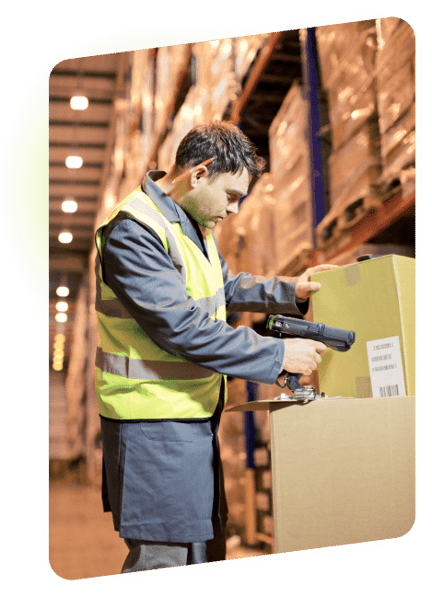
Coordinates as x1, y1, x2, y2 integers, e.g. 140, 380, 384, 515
366, 336, 406, 397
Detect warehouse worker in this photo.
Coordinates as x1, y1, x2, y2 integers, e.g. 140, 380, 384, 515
94, 121, 335, 572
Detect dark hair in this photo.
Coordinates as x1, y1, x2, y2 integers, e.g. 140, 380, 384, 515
174, 121, 265, 179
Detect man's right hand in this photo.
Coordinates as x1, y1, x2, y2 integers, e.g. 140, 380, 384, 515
281, 338, 327, 376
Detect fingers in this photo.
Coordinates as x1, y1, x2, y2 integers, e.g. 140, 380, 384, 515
298, 281, 322, 292
282, 338, 327, 375
295, 280, 321, 300
314, 341, 327, 354
305, 264, 338, 275
295, 264, 338, 300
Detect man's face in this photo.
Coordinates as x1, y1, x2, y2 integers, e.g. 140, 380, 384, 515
183, 168, 250, 229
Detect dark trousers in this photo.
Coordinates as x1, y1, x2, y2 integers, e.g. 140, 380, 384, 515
121, 527, 227, 572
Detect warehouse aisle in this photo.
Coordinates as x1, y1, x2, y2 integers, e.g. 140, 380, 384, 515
49, 482, 267, 580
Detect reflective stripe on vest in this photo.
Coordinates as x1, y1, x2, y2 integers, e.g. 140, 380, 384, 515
96, 347, 215, 381
94, 187, 227, 420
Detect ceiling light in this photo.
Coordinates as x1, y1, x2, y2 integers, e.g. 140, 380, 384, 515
56, 301, 68, 312
62, 198, 78, 213
55, 313, 68, 323
56, 286, 69, 297
54, 333, 66, 342
58, 231, 73, 244
70, 95, 89, 110
52, 362, 63, 371
65, 156, 83, 169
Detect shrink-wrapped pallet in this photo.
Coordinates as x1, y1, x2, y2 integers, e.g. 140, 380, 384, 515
234, 173, 277, 277
379, 104, 415, 196
192, 39, 240, 122
375, 18, 415, 196
328, 121, 382, 211
153, 43, 191, 143
316, 121, 382, 248
234, 33, 271, 82
124, 49, 156, 185
268, 82, 314, 274
268, 82, 309, 186
376, 61, 415, 137
314, 20, 385, 249
157, 85, 207, 172
376, 18, 415, 94
122, 59, 157, 192
323, 27, 378, 151
271, 165, 314, 275
315, 20, 376, 90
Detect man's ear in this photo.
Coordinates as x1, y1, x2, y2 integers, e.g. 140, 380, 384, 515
190, 165, 210, 188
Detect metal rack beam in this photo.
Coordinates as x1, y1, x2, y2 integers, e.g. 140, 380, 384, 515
308, 190, 415, 265
228, 32, 284, 124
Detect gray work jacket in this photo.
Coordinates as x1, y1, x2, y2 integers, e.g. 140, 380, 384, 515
99, 171, 308, 543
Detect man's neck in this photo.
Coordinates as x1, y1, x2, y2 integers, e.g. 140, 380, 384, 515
154, 173, 208, 238
153, 173, 176, 197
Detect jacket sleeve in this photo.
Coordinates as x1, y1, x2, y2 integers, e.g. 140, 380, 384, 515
217, 246, 309, 316
101, 218, 285, 385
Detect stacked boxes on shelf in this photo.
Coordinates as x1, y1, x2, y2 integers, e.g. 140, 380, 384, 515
212, 207, 241, 276
157, 34, 269, 172
153, 43, 191, 145
375, 18, 415, 198
157, 85, 208, 172
315, 20, 383, 249
234, 173, 277, 277
121, 49, 157, 191
234, 33, 271, 82
268, 81, 314, 275
193, 38, 239, 122
158, 39, 238, 172
314, 20, 376, 91
319, 22, 377, 151
213, 173, 277, 328
193, 34, 270, 123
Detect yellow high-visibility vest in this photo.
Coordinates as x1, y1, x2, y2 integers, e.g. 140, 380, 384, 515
94, 187, 227, 420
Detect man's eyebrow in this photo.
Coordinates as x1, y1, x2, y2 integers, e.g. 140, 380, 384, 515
226, 188, 246, 198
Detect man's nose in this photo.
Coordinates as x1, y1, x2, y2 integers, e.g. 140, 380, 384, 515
227, 201, 239, 215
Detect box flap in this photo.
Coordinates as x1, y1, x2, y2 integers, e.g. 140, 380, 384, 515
226, 397, 350, 412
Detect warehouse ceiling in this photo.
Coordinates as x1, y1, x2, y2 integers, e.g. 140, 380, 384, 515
233, 29, 303, 166
48, 29, 303, 366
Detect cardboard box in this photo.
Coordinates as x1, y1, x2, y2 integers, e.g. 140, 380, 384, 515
227, 395, 415, 553
310, 255, 415, 399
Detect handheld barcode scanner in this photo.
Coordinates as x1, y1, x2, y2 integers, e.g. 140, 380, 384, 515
267, 315, 356, 402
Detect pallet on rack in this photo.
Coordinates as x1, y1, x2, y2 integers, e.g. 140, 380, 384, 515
316, 188, 382, 249
269, 242, 314, 278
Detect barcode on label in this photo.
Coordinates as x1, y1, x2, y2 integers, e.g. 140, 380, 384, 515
367, 336, 406, 398
372, 364, 397, 372
371, 353, 392, 362
379, 384, 399, 397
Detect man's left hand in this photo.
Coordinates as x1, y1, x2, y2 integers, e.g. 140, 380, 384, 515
295, 264, 338, 300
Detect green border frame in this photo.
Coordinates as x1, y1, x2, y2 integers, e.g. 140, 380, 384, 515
0, 0, 429, 594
